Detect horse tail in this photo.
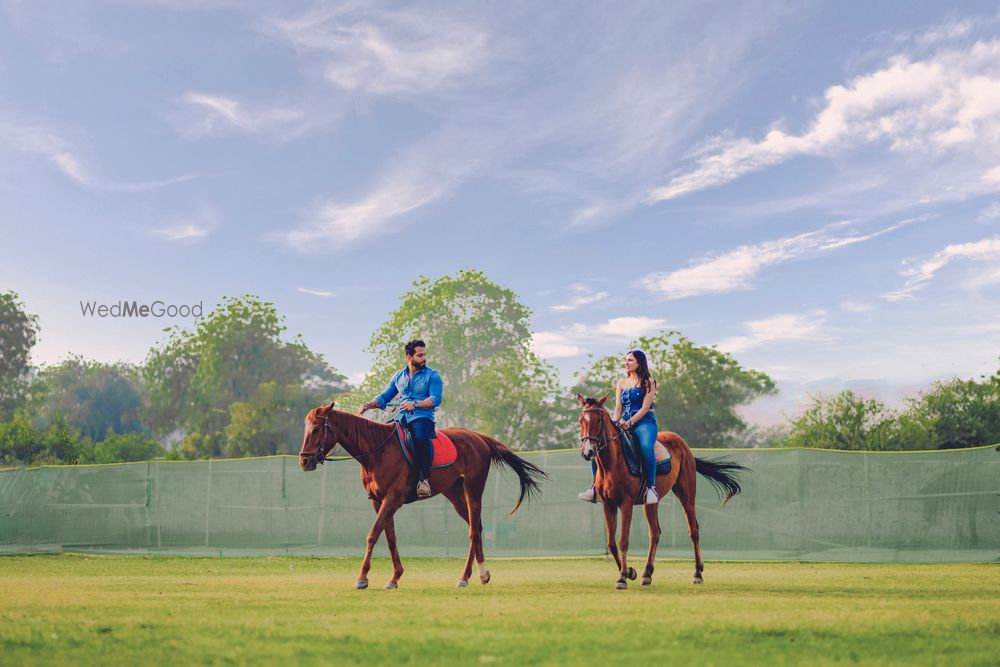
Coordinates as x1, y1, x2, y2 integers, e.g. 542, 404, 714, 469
481, 435, 549, 516
695, 456, 750, 506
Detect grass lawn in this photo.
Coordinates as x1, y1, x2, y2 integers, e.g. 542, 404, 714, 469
1, 555, 998, 666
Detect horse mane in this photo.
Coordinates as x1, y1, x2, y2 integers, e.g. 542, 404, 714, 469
332, 407, 394, 446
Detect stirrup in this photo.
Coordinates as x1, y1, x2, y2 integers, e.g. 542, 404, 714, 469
577, 486, 597, 503
643, 486, 659, 505
416, 479, 431, 498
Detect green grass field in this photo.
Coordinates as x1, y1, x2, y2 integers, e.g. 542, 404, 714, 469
1, 555, 998, 666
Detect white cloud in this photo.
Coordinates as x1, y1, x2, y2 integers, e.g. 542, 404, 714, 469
595, 316, 666, 337
0, 117, 196, 191
297, 287, 334, 298
640, 217, 920, 299
647, 38, 1000, 203
978, 201, 1000, 223
175, 92, 308, 139
269, 6, 489, 96
884, 236, 1000, 300
840, 301, 875, 313
532, 315, 669, 359
531, 331, 584, 359
148, 205, 219, 242
550, 284, 608, 312
717, 311, 831, 354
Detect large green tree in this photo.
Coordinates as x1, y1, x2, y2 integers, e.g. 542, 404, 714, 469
33, 356, 144, 442
782, 390, 898, 451
143, 295, 347, 439
900, 372, 1000, 450
573, 332, 776, 448
349, 270, 572, 450
0, 291, 40, 418
225, 382, 330, 458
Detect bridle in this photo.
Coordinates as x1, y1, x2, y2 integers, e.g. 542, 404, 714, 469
300, 411, 398, 469
579, 407, 623, 457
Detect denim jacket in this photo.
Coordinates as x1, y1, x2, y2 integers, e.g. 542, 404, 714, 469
375, 365, 444, 423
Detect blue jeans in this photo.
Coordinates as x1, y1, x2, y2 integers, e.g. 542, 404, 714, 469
589, 419, 661, 488
403, 417, 435, 480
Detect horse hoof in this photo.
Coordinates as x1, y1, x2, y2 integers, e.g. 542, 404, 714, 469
480, 570, 491, 585
356, 580, 368, 590
614, 581, 627, 590
626, 567, 637, 581
692, 576, 704, 584
384, 581, 398, 590
457, 579, 469, 588
641, 577, 652, 586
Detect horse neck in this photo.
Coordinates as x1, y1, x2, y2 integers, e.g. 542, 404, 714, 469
595, 414, 628, 478
331, 410, 393, 461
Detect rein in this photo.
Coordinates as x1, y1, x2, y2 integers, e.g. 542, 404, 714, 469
306, 412, 399, 468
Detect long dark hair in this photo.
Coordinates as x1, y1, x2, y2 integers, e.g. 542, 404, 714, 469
629, 349, 655, 399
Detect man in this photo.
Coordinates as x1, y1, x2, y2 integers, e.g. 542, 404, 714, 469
359, 339, 443, 498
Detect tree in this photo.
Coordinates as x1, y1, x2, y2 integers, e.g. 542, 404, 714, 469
573, 332, 776, 448
898, 371, 1000, 449
33, 356, 144, 442
93, 432, 164, 464
0, 291, 40, 418
0, 410, 92, 466
143, 295, 347, 438
225, 382, 327, 457
782, 391, 897, 451
349, 270, 572, 449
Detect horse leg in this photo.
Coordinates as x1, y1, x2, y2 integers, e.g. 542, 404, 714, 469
641, 503, 661, 586
617, 502, 636, 589
382, 515, 404, 589
672, 476, 703, 584
466, 492, 490, 586
603, 503, 622, 586
357, 498, 400, 590
442, 484, 477, 588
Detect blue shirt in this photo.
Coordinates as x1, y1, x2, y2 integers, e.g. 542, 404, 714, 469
375, 365, 444, 423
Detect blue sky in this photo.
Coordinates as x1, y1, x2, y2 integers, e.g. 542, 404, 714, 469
2, 1, 999, 424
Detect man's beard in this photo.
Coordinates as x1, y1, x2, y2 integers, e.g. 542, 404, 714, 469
412, 360, 427, 370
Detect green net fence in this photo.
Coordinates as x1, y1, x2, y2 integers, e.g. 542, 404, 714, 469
1, 446, 997, 562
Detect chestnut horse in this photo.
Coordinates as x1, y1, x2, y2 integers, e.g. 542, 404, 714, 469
577, 394, 747, 589
299, 402, 547, 590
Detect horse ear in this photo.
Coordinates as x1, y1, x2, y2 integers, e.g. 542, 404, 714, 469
597, 394, 609, 407
328, 401, 335, 409
576, 393, 586, 406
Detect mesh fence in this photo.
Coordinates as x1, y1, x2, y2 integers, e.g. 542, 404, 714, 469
1, 446, 997, 562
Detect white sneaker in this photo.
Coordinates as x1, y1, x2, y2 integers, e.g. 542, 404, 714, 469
643, 486, 659, 505
577, 486, 597, 503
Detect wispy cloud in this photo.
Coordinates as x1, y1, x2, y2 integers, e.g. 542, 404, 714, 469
640, 217, 921, 299
531, 315, 668, 359
550, 284, 608, 312
647, 37, 1000, 203
0, 117, 196, 191
297, 287, 334, 298
268, 6, 489, 96
174, 92, 310, 139
884, 236, 1000, 300
148, 205, 219, 242
978, 201, 1000, 223
840, 301, 875, 313
717, 311, 831, 354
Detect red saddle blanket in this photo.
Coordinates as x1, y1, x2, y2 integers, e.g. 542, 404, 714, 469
395, 423, 457, 468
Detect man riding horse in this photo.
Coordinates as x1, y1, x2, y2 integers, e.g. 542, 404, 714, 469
359, 339, 442, 498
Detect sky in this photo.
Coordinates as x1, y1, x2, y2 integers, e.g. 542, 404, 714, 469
2, 1, 999, 425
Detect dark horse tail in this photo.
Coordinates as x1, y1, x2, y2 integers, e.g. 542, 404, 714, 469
482, 435, 549, 516
695, 456, 750, 506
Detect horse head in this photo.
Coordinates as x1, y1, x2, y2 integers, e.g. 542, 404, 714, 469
299, 401, 337, 471
576, 393, 610, 461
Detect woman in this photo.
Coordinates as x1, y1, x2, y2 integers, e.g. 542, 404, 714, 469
578, 349, 666, 505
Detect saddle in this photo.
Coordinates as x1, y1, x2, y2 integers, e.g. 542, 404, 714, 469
616, 425, 672, 479
394, 423, 457, 469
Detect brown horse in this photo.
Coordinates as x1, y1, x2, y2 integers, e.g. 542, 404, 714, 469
577, 394, 747, 589
299, 402, 547, 589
